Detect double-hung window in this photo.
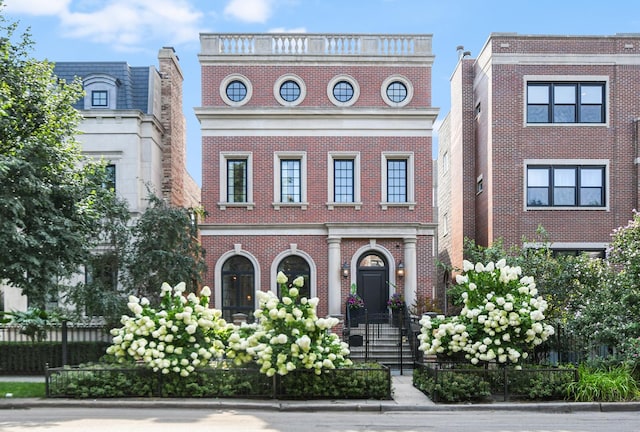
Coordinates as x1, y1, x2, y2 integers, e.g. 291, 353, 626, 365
280, 159, 301, 203
327, 152, 361, 209
219, 152, 253, 209
526, 164, 605, 208
274, 152, 307, 209
527, 82, 605, 124
381, 152, 415, 209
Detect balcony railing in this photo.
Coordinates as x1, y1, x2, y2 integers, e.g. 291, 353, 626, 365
201, 33, 432, 57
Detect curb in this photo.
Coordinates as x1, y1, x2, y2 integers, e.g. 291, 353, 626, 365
2, 398, 639, 412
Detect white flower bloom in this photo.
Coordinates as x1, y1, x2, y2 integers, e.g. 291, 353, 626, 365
200, 286, 211, 297
292, 276, 304, 288
277, 271, 288, 284
289, 288, 299, 297
463, 260, 475, 272
475, 262, 485, 272
455, 274, 468, 284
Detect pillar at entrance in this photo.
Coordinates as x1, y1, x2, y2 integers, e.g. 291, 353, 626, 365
327, 237, 342, 316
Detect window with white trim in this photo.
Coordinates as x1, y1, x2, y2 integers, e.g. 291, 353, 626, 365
274, 74, 306, 106
526, 164, 605, 207
527, 82, 605, 124
327, 75, 360, 107
274, 152, 307, 209
220, 74, 253, 107
327, 152, 361, 209
381, 75, 414, 107
381, 152, 415, 209
83, 74, 118, 110
219, 152, 254, 209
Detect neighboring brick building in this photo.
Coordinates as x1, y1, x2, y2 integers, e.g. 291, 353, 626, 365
197, 34, 439, 321
438, 34, 640, 289
2, 48, 200, 312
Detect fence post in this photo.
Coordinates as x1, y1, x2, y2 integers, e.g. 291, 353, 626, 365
61, 320, 68, 366
503, 364, 509, 401
45, 363, 50, 397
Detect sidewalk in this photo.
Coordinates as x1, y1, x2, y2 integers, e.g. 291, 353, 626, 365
1, 373, 639, 412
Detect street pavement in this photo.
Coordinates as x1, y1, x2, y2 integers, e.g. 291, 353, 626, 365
1, 373, 639, 412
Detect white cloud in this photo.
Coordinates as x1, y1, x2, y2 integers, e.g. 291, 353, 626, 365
224, 0, 274, 23
3, 0, 71, 15
5, 0, 206, 52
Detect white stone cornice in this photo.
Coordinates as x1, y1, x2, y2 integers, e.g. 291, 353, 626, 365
490, 53, 640, 66
199, 222, 437, 237
195, 108, 439, 137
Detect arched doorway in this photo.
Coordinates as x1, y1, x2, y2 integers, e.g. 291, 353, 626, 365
221, 256, 254, 322
356, 252, 389, 315
277, 255, 310, 299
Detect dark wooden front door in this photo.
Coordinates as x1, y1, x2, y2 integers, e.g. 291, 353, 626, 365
357, 267, 388, 315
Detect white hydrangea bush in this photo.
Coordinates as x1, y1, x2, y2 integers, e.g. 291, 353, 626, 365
227, 272, 352, 377
106, 282, 234, 376
418, 259, 555, 365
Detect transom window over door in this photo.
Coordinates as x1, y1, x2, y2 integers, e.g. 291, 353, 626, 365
527, 165, 605, 207
527, 82, 605, 124
277, 255, 310, 299
221, 256, 255, 322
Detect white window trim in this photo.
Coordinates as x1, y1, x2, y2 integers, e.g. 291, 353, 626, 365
523, 158, 609, 211
273, 74, 306, 107
273, 151, 308, 210
219, 151, 254, 210
380, 74, 414, 108
327, 151, 362, 210
523, 75, 610, 128
327, 74, 360, 107
83, 74, 118, 110
220, 73, 253, 107
381, 152, 415, 210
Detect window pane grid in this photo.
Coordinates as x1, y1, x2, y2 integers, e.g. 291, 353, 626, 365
334, 159, 354, 202
527, 165, 604, 207
280, 159, 301, 203
279, 80, 301, 102
91, 90, 108, 107
386, 82, 407, 103
333, 81, 354, 102
227, 159, 247, 202
387, 159, 407, 202
527, 82, 604, 124
226, 80, 247, 102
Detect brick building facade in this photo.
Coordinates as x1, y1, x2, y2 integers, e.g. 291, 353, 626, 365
438, 33, 640, 285
197, 34, 439, 320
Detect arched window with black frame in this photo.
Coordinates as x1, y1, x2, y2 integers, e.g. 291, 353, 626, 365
277, 255, 310, 299
221, 256, 255, 322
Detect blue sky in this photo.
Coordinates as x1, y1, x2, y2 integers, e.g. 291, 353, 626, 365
4, 0, 640, 186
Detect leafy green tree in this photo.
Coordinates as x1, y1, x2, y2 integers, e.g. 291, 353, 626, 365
124, 193, 206, 304
0, 11, 115, 308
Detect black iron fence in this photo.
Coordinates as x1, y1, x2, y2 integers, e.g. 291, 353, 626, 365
414, 361, 578, 403
45, 364, 392, 399
0, 323, 111, 343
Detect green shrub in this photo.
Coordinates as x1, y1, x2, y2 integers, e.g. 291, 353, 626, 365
567, 364, 640, 402
413, 366, 490, 403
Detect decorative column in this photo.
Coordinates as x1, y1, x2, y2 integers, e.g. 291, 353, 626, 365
327, 237, 342, 316
403, 237, 418, 312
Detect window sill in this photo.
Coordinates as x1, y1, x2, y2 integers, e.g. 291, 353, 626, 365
380, 201, 416, 210
326, 202, 362, 210
218, 202, 255, 210
273, 202, 309, 210
525, 206, 607, 211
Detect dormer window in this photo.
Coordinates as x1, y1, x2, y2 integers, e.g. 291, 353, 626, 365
91, 90, 108, 107
83, 74, 118, 110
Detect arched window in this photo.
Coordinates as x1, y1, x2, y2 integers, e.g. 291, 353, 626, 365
277, 255, 310, 299
221, 256, 254, 322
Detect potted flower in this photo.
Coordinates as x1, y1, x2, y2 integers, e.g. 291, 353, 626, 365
346, 284, 365, 326
387, 293, 405, 327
